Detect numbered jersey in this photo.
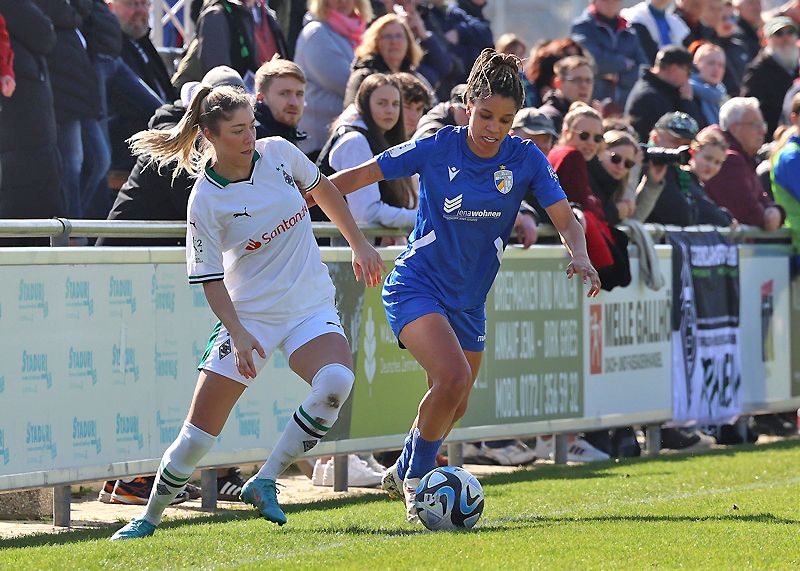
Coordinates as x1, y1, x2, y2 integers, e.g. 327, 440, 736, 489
376, 126, 567, 310
186, 137, 336, 319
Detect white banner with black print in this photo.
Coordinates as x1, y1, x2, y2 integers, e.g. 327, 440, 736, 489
668, 232, 742, 425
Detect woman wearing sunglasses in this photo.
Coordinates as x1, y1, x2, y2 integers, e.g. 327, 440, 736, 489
546, 102, 607, 222
588, 130, 640, 225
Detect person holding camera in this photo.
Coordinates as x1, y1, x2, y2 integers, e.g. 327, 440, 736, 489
625, 46, 705, 144
704, 97, 784, 230
634, 111, 733, 226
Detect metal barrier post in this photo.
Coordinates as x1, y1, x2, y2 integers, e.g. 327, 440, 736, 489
50, 218, 71, 247
201, 469, 217, 509
447, 442, 463, 467
53, 485, 71, 527
735, 416, 750, 443
646, 425, 661, 456
554, 434, 568, 464
333, 455, 348, 492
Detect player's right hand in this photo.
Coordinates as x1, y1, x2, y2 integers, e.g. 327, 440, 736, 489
231, 328, 266, 379
352, 242, 386, 288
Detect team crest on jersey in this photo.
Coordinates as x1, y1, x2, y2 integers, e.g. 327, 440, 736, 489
494, 166, 513, 194
277, 163, 295, 187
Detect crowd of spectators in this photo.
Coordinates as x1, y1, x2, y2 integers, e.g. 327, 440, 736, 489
2, 0, 800, 470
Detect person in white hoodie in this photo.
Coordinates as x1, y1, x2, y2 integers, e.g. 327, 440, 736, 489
622, 0, 690, 64
322, 73, 418, 231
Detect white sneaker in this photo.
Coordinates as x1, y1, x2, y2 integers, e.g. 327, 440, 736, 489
568, 438, 610, 462
381, 463, 404, 501
533, 436, 554, 460
361, 453, 386, 474
479, 440, 537, 465
321, 455, 382, 487
462, 442, 483, 462
311, 458, 327, 486
403, 477, 421, 523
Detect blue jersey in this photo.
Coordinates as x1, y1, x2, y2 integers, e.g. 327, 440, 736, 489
376, 126, 567, 310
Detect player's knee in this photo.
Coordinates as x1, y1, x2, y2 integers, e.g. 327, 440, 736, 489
310, 363, 354, 413
433, 367, 470, 405
452, 397, 470, 422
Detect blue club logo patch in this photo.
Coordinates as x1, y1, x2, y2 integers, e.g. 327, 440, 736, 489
494, 166, 513, 194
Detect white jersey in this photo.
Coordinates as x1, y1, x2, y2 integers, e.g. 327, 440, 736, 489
186, 137, 336, 319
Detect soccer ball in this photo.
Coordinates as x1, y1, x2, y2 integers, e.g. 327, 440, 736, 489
414, 466, 484, 531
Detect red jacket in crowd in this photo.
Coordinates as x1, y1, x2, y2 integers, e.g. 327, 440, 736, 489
704, 130, 783, 228
0, 14, 13, 80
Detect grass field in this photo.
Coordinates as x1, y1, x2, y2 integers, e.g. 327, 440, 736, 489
2, 440, 799, 570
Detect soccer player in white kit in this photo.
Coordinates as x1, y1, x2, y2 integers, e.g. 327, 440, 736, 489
111, 84, 385, 540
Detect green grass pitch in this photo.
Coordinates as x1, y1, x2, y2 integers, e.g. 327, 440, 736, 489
2, 440, 799, 570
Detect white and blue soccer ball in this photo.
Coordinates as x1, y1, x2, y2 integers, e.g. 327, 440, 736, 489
414, 466, 484, 531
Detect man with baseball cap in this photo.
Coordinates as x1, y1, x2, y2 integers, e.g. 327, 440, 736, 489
741, 16, 799, 139
625, 45, 705, 143
511, 108, 559, 155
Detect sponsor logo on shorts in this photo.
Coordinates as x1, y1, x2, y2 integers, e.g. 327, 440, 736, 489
219, 338, 232, 360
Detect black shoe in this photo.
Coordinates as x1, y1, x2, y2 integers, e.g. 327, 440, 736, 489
750, 414, 798, 437
582, 430, 613, 456
217, 467, 245, 501
184, 482, 202, 500
661, 427, 714, 451
611, 427, 641, 457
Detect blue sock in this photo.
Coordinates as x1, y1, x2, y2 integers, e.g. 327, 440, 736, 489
395, 430, 415, 479
405, 428, 443, 480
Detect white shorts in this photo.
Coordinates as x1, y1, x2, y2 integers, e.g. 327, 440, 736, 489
197, 305, 346, 386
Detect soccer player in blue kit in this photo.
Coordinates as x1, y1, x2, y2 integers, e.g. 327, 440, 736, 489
328, 49, 602, 522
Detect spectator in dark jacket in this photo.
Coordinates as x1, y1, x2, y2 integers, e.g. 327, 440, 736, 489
0, 15, 15, 99
710, 0, 751, 95
97, 66, 247, 247
588, 129, 639, 225
343, 14, 432, 107
538, 55, 595, 134
675, 0, 713, 45
36, 0, 101, 219
571, 0, 648, 109
108, 0, 177, 170
625, 45, 704, 142
622, 0, 691, 64
741, 17, 799, 141
523, 37, 588, 108
413, 82, 468, 138
705, 97, 784, 228
733, 0, 762, 59
253, 59, 307, 145
0, 0, 65, 234
418, 0, 492, 97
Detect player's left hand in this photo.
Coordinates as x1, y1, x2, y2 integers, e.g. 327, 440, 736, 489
514, 213, 538, 248
567, 255, 601, 297
352, 241, 387, 288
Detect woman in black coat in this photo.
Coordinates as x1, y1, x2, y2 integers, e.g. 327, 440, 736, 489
0, 0, 65, 236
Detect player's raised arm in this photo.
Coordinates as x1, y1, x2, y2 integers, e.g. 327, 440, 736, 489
546, 198, 601, 297
304, 159, 385, 208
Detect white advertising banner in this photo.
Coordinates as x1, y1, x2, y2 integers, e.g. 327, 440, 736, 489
737, 248, 792, 409
583, 250, 673, 418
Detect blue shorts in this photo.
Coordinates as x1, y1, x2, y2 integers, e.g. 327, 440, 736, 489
382, 276, 486, 352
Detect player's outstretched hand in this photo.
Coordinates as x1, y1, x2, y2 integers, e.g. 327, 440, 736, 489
566, 255, 601, 297
352, 241, 386, 288
231, 328, 267, 379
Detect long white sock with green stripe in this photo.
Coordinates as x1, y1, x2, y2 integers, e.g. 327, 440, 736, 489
142, 422, 216, 525
256, 363, 354, 481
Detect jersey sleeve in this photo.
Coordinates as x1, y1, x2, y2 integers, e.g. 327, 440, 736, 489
279, 138, 322, 192
527, 143, 567, 209
376, 135, 433, 180
187, 193, 225, 284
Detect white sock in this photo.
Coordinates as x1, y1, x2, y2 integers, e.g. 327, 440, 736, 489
142, 422, 216, 525
255, 364, 353, 481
